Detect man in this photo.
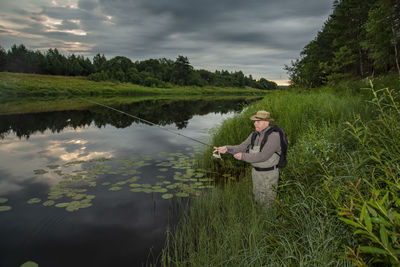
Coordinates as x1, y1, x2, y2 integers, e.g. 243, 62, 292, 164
213, 110, 281, 207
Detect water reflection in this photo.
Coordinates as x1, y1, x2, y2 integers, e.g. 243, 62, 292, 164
0, 97, 261, 139
0, 96, 260, 267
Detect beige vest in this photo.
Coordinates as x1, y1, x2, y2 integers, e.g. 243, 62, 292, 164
249, 145, 280, 168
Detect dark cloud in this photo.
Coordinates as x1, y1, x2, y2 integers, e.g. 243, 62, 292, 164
0, 0, 333, 84
78, 0, 98, 11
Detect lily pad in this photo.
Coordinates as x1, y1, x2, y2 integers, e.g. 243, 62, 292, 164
20, 261, 39, 267
102, 182, 111, 186
109, 186, 122, 191
47, 194, 63, 200
166, 184, 178, 189
161, 194, 174, 199
158, 168, 168, 172
0, 206, 12, 212
47, 165, 60, 169
27, 198, 41, 204
130, 188, 142, 192
126, 176, 140, 182
0, 197, 8, 204
33, 169, 48, 175
154, 188, 168, 193
43, 200, 55, 206
55, 202, 69, 208
142, 188, 153, 193
71, 194, 86, 200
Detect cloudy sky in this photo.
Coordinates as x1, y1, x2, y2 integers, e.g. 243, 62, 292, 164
0, 0, 333, 85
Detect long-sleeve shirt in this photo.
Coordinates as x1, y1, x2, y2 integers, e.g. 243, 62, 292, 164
226, 126, 281, 163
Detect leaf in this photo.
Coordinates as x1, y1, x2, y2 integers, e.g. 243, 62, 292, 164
161, 194, 173, 199
360, 203, 366, 223
20, 261, 39, 267
339, 218, 363, 228
359, 246, 388, 255
354, 229, 370, 236
364, 208, 372, 232
371, 217, 392, 228
367, 204, 378, 217
379, 192, 389, 206
27, 198, 41, 204
0, 206, 12, 212
380, 224, 389, 247
354, 230, 378, 242
334, 187, 340, 200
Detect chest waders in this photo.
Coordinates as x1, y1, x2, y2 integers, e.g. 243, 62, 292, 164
249, 145, 280, 207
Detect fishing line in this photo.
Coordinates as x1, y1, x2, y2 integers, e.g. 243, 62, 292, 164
80, 98, 215, 149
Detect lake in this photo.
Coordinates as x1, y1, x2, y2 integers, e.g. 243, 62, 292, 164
0, 96, 260, 267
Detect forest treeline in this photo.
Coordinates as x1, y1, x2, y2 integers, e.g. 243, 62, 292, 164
0, 44, 277, 90
286, 0, 400, 88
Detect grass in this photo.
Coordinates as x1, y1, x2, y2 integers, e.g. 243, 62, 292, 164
0, 72, 267, 99
158, 74, 400, 266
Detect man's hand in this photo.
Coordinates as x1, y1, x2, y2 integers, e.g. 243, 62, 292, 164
234, 152, 242, 160
213, 146, 227, 154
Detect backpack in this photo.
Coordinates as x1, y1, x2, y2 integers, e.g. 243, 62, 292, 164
249, 125, 288, 168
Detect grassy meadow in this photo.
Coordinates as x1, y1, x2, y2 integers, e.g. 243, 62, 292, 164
0, 72, 266, 99
158, 74, 400, 266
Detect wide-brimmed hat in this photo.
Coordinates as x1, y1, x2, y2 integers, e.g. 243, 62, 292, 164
250, 110, 275, 122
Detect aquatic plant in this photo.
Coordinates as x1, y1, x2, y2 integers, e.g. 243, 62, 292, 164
27, 198, 41, 204
0, 206, 12, 212
20, 261, 38, 267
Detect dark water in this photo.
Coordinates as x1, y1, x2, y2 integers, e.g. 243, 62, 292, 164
0, 97, 259, 267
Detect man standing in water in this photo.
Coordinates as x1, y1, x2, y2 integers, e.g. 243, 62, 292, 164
213, 110, 281, 207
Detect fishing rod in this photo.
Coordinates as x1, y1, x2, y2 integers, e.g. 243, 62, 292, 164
81, 98, 219, 152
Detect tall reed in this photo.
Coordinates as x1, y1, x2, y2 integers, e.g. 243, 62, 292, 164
159, 75, 399, 266
159, 85, 370, 266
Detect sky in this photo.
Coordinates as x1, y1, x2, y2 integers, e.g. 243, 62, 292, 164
0, 0, 333, 85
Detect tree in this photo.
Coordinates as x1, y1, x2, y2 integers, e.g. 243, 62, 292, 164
330, 0, 376, 77
93, 53, 107, 73
45, 48, 67, 75
257, 78, 277, 90
0, 46, 7, 71
7, 44, 29, 73
172, 55, 193, 85
363, 0, 400, 74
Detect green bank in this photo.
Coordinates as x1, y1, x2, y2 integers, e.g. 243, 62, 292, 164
159, 74, 400, 266
0, 72, 266, 99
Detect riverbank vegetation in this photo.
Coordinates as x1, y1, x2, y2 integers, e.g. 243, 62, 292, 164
159, 74, 400, 266
0, 72, 266, 99
0, 45, 277, 89
158, 0, 400, 263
